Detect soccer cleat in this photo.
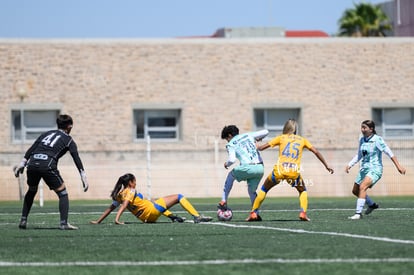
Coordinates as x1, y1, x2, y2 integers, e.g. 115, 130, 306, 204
19, 219, 27, 229
217, 201, 228, 211
193, 215, 213, 223
59, 223, 79, 230
169, 215, 186, 223
365, 203, 379, 215
299, 211, 311, 221
348, 213, 362, 220
246, 211, 261, 222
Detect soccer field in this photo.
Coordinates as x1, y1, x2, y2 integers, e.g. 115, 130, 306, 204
1, 197, 413, 275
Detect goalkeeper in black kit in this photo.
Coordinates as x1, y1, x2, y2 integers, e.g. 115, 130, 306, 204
13, 114, 89, 230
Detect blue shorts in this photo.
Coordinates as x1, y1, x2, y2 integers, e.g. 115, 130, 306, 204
232, 164, 264, 189
355, 168, 382, 187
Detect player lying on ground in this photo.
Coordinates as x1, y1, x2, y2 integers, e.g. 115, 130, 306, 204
91, 173, 212, 224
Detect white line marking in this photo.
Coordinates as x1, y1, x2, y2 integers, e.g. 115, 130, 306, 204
1, 209, 413, 245
1, 258, 413, 267
208, 222, 414, 245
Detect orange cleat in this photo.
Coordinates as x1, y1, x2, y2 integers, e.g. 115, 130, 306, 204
217, 201, 228, 211
299, 211, 311, 221
246, 211, 261, 222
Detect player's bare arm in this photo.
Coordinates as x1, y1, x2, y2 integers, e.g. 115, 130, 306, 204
115, 200, 129, 224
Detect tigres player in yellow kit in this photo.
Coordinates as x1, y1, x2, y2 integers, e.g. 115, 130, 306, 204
246, 119, 334, 222
91, 173, 212, 224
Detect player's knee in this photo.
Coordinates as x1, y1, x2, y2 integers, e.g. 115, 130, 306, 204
296, 184, 307, 193
55, 188, 68, 198
247, 184, 257, 193
28, 185, 38, 193
177, 194, 184, 200
260, 185, 269, 193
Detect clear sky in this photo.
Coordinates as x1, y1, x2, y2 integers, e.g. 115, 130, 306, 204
0, 0, 387, 38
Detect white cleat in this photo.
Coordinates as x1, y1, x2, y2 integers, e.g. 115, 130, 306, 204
348, 213, 362, 220
59, 223, 79, 230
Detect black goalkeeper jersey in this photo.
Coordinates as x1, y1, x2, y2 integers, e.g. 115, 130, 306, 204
24, 129, 84, 172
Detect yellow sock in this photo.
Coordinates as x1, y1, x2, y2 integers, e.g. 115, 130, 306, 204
163, 210, 173, 217
179, 197, 199, 217
299, 191, 308, 212
252, 190, 267, 211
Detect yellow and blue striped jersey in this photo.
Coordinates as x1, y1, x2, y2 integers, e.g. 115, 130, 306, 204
116, 188, 158, 221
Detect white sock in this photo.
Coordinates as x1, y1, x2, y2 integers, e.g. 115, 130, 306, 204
356, 198, 366, 214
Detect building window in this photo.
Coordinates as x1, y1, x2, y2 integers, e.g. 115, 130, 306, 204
134, 109, 181, 141
254, 108, 301, 137
11, 109, 60, 143
372, 107, 414, 138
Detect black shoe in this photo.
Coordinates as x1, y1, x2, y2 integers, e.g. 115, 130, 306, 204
194, 215, 213, 223
169, 215, 186, 223
365, 203, 379, 215
19, 219, 27, 229
217, 201, 228, 211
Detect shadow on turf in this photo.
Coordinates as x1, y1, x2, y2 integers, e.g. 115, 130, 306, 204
21, 227, 63, 230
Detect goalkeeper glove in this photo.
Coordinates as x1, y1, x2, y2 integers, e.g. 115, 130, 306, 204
80, 170, 89, 192
169, 215, 185, 223
13, 158, 27, 178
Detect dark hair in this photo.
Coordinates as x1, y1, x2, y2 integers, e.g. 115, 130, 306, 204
110, 173, 135, 200
362, 120, 377, 135
57, 114, 73, 130
221, 125, 239, 139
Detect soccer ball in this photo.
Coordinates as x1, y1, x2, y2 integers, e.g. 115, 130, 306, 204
217, 208, 233, 221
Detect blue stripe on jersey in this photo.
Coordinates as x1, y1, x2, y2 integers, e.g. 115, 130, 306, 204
153, 202, 166, 213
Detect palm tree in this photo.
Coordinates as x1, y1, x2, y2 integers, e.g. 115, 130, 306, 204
338, 2, 392, 37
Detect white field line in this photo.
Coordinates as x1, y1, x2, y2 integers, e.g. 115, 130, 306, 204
1, 209, 413, 245
208, 222, 414, 245
1, 258, 414, 267
1, 208, 414, 268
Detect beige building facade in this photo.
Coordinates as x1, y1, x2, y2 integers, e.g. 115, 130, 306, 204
1, 38, 413, 201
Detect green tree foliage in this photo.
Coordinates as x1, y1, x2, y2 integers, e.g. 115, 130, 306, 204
338, 2, 392, 37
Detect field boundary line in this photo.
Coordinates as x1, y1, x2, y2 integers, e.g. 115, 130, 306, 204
210, 223, 414, 245
1, 258, 414, 267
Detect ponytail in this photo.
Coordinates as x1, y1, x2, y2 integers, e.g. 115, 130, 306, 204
283, 119, 298, 135
110, 173, 136, 200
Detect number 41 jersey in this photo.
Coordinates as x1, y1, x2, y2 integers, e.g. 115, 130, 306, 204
24, 129, 84, 172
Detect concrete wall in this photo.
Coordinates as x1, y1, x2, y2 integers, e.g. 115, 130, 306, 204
1, 38, 413, 201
